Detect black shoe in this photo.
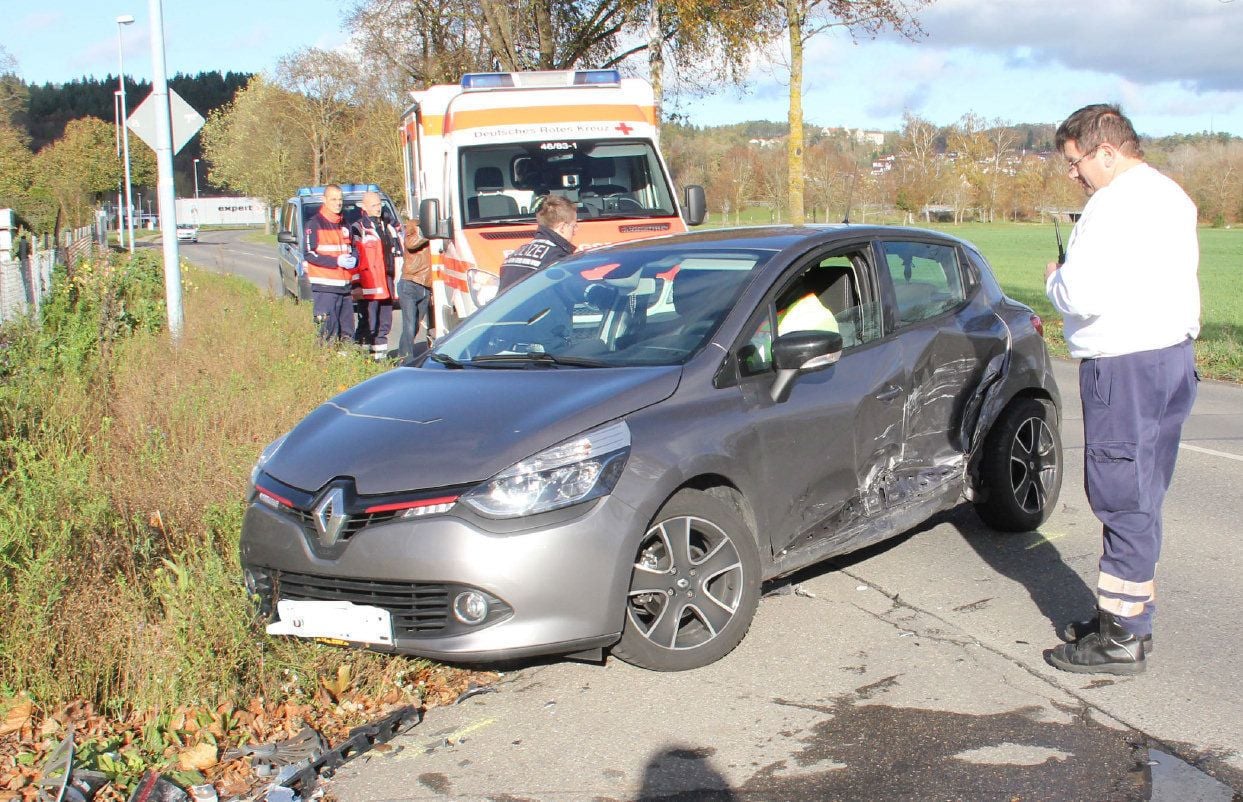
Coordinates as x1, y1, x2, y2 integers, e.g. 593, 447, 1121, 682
1046, 611, 1147, 675
1059, 613, 1153, 656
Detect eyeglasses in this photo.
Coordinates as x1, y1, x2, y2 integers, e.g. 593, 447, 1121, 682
1066, 146, 1099, 174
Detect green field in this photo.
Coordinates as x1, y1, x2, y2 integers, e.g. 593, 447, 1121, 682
925, 223, 1243, 382
707, 213, 1241, 382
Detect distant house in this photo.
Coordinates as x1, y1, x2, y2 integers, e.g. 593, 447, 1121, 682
748, 137, 783, 149
824, 127, 886, 147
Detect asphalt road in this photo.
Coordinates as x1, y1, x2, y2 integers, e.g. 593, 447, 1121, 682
197, 232, 1243, 800
174, 227, 285, 297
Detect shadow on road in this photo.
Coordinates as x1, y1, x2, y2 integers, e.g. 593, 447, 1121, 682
638, 745, 738, 801
943, 504, 1096, 640
768, 502, 1096, 644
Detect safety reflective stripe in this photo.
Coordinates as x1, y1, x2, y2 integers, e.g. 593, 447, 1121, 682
316, 242, 351, 254
359, 287, 385, 296
308, 276, 352, 287
1098, 573, 1154, 599
1099, 596, 1146, 618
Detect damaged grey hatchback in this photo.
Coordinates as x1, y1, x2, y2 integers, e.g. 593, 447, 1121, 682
241, 225, 1062, 671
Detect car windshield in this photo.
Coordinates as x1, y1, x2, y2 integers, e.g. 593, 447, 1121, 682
431, 247, 773, 367
459, 140, 677, 226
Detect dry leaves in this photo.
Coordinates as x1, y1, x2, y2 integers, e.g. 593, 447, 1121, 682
0, 698, 32, 739
176, 743, 217, 772
0, 665, 497, 800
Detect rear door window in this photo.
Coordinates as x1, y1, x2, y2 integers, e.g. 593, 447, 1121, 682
879, 241, 966, 326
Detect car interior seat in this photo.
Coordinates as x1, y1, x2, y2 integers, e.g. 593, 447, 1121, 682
468, 166, 519, 220
582, 158, 628, 196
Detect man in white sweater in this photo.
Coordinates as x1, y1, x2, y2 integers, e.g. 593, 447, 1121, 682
1044, 104, 1200, 675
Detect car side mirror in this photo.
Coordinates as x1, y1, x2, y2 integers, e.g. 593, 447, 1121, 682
277, 230, 297, 245
683, 185, 706, 226
419, 198, 451, 239
769, 330, 844, 403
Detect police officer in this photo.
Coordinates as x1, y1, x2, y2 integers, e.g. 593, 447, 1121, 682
497, 195, 578, 292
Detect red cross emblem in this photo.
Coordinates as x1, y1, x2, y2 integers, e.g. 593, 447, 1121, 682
615, 122, 633, 135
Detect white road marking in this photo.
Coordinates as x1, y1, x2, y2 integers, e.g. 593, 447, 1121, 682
1179, 443, 1243, 462
226, 249, 277, 261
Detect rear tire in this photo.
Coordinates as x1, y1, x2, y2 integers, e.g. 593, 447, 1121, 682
612, 489, 760, 671
974, 397, 1062, 531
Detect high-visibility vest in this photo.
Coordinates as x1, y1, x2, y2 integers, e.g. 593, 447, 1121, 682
352, 217, 391, 301
304, 211, 357, 291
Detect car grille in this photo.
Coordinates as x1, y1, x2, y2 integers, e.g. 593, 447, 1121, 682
280, 507, 401, 542
276, 569, 451, 637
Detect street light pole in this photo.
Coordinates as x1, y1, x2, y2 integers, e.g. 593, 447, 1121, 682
147, 0, 184, 339
114, 90, 124, 245
116, 14, 136, 254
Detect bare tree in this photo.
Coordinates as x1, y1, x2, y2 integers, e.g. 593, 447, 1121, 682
763, 0, 929, 225
627, 0, 776, 123
347, 0, 495, 88
0, 45, 27, 128
275, 49, 360, 185
895, 112, 940, 222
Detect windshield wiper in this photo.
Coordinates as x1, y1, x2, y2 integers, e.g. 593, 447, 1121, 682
429, 352, 466, 368
470, 352, 608, 368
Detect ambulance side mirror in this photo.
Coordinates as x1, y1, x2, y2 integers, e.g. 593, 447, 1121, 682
419, 198, 452, 240
683, 185, 706, 226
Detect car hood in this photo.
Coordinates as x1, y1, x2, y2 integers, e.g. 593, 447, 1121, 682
263, 365, 682, 494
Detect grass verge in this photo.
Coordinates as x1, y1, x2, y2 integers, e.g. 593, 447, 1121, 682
0, 253, 487, 798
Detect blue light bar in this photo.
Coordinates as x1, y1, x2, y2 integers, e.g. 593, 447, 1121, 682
297, 184, 380, 197
573, 69, 621, 85
461, 73, 516, 90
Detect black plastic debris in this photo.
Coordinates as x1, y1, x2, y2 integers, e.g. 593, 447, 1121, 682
455, 683, 497, 704
225, 725, 329, 779
126, 771, 189, 802
35, 726, 107, 802
224, 706, 421, 801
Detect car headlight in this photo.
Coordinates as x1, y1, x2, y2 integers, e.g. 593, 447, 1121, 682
249, 433, 288, 492
467, 268, 499, 307
461, 421, 630, 518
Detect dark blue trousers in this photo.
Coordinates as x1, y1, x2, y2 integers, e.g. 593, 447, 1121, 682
1080, 339, 1197, 636
312, 290, 355, 343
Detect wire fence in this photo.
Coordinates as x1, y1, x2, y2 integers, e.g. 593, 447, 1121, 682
0, 216, 103, 326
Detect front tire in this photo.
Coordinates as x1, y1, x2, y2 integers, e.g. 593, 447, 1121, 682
974, 397, 1062, 531
612, 489, 760, 671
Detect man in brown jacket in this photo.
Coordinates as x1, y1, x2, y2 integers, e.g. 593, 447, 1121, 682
398, 222, 433, 359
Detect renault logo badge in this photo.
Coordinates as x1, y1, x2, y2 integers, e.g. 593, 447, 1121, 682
312, 487, 348, 547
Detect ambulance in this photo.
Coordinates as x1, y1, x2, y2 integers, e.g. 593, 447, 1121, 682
401, 69, 705, 335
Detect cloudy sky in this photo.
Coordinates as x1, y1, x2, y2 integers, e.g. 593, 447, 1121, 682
9, 0, 1243, 137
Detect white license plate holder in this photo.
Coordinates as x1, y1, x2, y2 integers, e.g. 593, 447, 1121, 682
266, 599, 394, 646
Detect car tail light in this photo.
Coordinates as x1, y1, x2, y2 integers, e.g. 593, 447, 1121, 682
1030, 314, 1045, 338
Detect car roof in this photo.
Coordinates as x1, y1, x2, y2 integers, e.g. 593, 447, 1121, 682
290, 184, 394, 202
587, 224, 971, 257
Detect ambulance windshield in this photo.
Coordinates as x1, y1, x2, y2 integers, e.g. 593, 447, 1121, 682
459, 139, 677, 226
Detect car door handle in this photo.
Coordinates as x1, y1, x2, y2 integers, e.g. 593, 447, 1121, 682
875, 385, 902, 402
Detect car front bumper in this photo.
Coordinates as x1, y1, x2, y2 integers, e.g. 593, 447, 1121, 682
239, 494, 642, 662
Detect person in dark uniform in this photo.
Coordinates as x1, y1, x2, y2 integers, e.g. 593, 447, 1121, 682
497, 195, 578, 292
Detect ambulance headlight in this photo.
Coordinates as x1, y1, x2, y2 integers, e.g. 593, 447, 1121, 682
468, 269, 499, 307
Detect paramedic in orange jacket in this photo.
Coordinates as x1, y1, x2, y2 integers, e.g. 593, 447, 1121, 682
351, 191, 398, 360
303, 184, 359, 342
